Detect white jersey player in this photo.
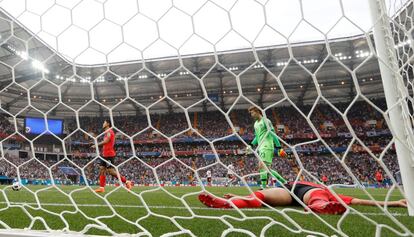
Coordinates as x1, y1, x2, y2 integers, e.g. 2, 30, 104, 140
227, 164, 235, 177
206, 170, 212, 186
225, 164, 237, 187
269, 175, 278, 187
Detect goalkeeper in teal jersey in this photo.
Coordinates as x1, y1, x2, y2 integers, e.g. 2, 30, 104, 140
247, 106, 287, 189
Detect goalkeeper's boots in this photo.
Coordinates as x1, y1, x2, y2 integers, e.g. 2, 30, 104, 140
307, 200, 346, 215
95, 187, 105, 193
125, 181, 132, 190
198, 193, 232, 208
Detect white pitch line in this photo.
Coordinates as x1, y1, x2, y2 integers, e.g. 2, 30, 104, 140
0, 202, 409, 217
4, 189, 404, 197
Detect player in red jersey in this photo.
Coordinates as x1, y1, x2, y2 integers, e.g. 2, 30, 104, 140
198, 181, 407, 214
321, 174, 328, 184
92, 119, 132, 193
375, 170, 384, 188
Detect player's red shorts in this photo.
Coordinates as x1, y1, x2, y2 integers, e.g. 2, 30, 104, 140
207, 177, 211, 183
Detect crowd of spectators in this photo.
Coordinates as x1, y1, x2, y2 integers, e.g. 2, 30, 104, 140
0, 98, 404, 187
0, 151, 399, 187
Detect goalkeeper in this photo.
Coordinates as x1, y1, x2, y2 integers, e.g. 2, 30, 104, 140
247, 106, 287, 189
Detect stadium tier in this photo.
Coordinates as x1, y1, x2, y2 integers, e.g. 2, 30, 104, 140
0, 100, 398, 187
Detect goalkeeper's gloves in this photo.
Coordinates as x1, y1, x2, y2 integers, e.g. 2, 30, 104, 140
245, 144, 254, 154
275, 148, 287, 157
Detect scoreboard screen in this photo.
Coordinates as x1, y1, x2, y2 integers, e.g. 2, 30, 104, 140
25, 117, 63, 135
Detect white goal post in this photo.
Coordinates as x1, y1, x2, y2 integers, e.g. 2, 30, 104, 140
368, 0, 414, 215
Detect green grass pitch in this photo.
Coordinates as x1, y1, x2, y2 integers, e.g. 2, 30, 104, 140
0, 185, 412, 236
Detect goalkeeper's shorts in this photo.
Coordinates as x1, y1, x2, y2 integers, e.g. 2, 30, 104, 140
259, 149, 274, 164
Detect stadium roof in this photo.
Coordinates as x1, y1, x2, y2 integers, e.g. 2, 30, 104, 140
0, 0, 411, 117
0, 0, 382, 65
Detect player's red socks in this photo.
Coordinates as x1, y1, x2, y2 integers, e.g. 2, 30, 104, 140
230, 191, 265, 208
307, 189, 346, 215
99, 175, 106, 187
199, 191, 265, 209
99, 175, 127, 188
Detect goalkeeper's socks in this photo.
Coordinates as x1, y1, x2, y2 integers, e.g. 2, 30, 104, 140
260, 169, 268, 189
99, 175, 106, 187
260, 180, 267, 189
270, 170, 286, 184
230, 191, 265, 208
120, 176, 127, 183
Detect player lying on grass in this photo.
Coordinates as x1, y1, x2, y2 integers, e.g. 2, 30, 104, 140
199, 181, 407, 214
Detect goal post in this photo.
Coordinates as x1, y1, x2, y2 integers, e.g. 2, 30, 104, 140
368, 0, 414, 216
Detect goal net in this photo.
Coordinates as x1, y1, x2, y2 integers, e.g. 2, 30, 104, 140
0, 0, 413, 236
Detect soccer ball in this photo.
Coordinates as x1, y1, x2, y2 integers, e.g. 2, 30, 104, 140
12, 181, 21, 191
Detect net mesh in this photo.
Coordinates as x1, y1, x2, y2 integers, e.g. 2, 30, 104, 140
0, 0, 412, 236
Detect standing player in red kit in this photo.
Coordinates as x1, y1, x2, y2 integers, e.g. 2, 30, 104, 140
321, 174, 328, 184
375, 170, 383, 188
92, 119, 132, 193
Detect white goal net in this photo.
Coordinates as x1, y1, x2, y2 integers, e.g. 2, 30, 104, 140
0, 0, 413, 236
